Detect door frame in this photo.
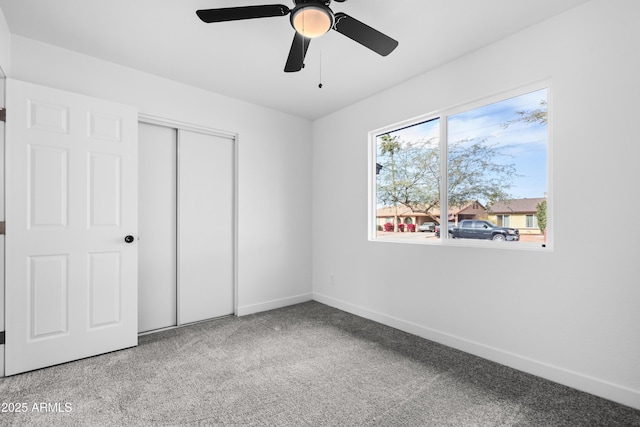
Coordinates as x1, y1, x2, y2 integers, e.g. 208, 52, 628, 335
138, 113, 239, 322
0, 66, 6, 377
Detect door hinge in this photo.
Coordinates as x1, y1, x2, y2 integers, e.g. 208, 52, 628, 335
0, 331, 5, 345
0, 108, 5, 122
0, 221, 4, 235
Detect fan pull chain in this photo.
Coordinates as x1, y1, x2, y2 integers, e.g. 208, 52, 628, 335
302, 33, 306, 69
318, 50, 323, 89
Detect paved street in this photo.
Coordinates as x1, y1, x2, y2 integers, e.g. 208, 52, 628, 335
375, 231, 545, 244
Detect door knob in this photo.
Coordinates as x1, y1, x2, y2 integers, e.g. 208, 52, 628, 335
124, 235, 135, 243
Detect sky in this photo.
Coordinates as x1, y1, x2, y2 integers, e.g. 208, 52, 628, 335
377, 88, 548, 202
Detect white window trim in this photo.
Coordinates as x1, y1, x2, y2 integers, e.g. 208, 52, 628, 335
369, 80, 553, 251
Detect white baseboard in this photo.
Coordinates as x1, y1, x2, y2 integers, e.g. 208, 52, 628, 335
0, 344, 4, 377
313, 292, 640, 411
237, 293, 313, 317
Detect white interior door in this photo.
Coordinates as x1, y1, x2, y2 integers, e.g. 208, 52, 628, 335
5, 79, 138, 375
138, 123, 235, 330
138, 123, 177, 333
178, 129, 234, 324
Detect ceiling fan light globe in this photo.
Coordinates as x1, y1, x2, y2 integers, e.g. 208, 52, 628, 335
291, 5, 334, 38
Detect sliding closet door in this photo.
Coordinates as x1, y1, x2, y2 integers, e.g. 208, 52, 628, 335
178, 130, 234, 324
138, 123, 177, 332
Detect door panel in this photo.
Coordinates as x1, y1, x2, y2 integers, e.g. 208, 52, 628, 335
88, 252, 122, 328
29, 255, 68, 338
89, 153, 121, 227
178, 129, 234, 324
27, 98, 69, 133
29, 145, 68, 227
138, 123, 177, 332
5, 79, 138, 375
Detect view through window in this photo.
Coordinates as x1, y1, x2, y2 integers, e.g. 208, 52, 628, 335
374, 87, 549, 247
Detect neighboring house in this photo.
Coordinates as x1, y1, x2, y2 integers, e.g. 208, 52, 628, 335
376, 205, 430, 229
377, 198, 546, 235
486, 197, 546, 235
454, 201, 487, 223
376, 201, 487, 229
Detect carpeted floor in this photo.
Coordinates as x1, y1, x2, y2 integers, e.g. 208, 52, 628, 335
0, 301, 639, 426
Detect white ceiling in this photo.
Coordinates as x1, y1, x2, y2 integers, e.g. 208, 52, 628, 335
0, 0, 589, 120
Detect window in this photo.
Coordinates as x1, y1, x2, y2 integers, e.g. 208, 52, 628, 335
372, 84, 550, 249
497, 215, 511, 227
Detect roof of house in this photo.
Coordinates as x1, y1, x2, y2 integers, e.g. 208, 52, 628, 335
487, 198, 546, 214
376, 201, 485, 218
376, 198, 547, 217
376, 205, 430, 218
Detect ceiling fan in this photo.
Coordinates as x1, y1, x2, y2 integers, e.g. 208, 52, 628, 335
196, 0, 399, 72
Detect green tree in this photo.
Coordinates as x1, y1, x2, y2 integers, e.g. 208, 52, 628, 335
377, 135, 517, 222
378, 134, 401, 231
447, 138, 518, 210
378, 137, 439, 217
536, 199, 547, 234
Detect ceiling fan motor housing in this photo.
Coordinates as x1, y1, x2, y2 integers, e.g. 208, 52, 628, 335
290, 0, 335, 38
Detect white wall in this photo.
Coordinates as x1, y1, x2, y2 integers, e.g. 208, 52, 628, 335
312, 0, 640, 410
7, 35, 313, 316
0, 6, 9, 75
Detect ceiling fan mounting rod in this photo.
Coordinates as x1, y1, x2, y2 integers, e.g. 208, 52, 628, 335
293, 0, 332, 6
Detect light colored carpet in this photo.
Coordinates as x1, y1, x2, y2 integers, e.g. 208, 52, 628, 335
0, 301, 638, 426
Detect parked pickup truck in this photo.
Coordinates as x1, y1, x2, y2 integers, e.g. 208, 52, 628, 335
449, 220, 520, 241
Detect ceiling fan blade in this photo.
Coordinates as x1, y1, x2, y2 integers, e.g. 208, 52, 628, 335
284, 33, 310, 72
333, 12, 398, 56
196, 5, 290, 23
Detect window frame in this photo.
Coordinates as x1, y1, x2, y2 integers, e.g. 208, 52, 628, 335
369, 81, 553, 251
